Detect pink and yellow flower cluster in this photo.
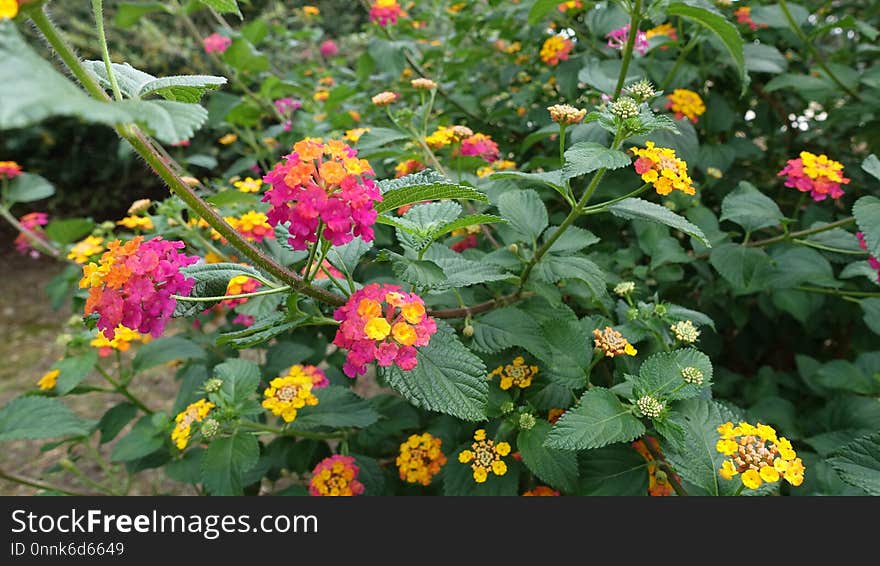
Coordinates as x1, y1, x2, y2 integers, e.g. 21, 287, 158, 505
309, 455, 365, 496
632, 141, 696, 196
262, 138, 381, 251
332, 283, 437, 377
778, 151, 849, 202
80, 237, 198, 339
369, 0, 403, 27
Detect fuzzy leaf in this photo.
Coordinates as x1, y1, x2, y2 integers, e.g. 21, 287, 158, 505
0, 397, 91, 441
518, 420, 579, 493
609, 198, 709, 247
545, 388, 645, 450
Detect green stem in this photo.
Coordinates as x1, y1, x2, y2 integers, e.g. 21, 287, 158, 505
28, 10, 345, 306
0, 205, 62, 258
95, 364, 154, 414
778, 0, 861, 100
581, 183, 650, 214
558, 124, 568, 168
796, 286, 880, 298
171, 285, 292, 302
239, 420, 348, 440
613, 0, 643, 98
659, 32, 700, 91
734, 483, 745, 496
748, 217, 855, 248
0, 467, 97, 496
792, 238, 867, 255
91, 0, 123, 101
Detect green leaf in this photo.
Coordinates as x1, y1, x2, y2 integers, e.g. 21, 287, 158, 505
528, 0, 560, 25
518, 420, 579, 493
378, 321, 488, 421
82, 60, 154, 99
201, 431, 259, 495
562, 142, 631, 180
325, 236, 371, 275
862, 154, 880, 182
385, 252, 446, 287
862, 298, 880, 335
138, 75, 227, 103
469, 307, 548, 357
394, 201, 463, 250
442, 441, 521, 495
5, 173, 55, 204
743, 43, 788, 74
198, 0, 241, 17
166, 448, 204, 485
538, 318, 593, 388
720, 181, 784, 232
709, 243, 771, 289
352, 454, 386, 495
854, 196, 880, 258
633, 348, 713, 402
542, 225, 600, 254
356, 127, 410, 151
436, 215, 505, 240
117, 99, 208, 144
828, 432, 880, 495
132, 336, 206, 372
661, 399, 757, 496
497, 189, 548, 243
45, 219, 95, 245
608, 198, 709, 247
98, 403, 138, 444
532, 255, 608, 300
421, 246, 511, 290
490, 170, 566, 195
52, 351, 99, 395
765, 246, 838, 289
116, 2, 172, 28
222, 38, 269, 73
752, 3, 809, 28
174, 262, 267, 316
545, 388, 645, 450
579, 445, 649, 496
110, 416, 165, 462
216, 314, 302, 349
215, 358, 261, 404
376, 170, 488, 214
292, 387, 380, 430
0, 397, 91, 441
666, 2, 747, 93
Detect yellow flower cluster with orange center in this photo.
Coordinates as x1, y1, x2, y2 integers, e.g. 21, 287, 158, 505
344, 128, 370, 143
171, 399, 215, 450
425, 125, 474, 149
593, 326, 637, 357
716, 421, 805, 490
90, 325, 150, 356
665, 89, 706, 123
261, 367, 319, 423
396, 432, 447, 486
67, 236, 105, 264
458, 429, 511, 483
490, 356, 538, 390
117, 215, 154, 231
631, 141, 695, 196
234, 177, 263, 193
540, 35, 574, 66
37, 369, 60, 391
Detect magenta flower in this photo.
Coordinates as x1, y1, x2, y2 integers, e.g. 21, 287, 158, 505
778, 151, 849, 202
203, 33, 232, 54
606, 25, 649, 56
274, 97, 302, 115
320, 40, 339, 57
262, 139, 381, 251
13, 212, 49, 258
460, 133, 500, 163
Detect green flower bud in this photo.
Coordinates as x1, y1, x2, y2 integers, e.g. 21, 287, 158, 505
518, 413, 537, 430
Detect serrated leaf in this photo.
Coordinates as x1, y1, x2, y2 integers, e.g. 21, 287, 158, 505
421, 246, 511, 290
325, 236, 371, 275
174, 262, 267, 316
52, 351, 99, 395
709, 243, 771, 289
201, 431, 259, 495
608, 198, 709, 246
579, 444, 649, 496
562, 142, 631, 180
538, 318, 592, 388
528, 0, 560, 25
132, 336, 206, 372
215, 358, 261, 404
667, 2, 747, 93
386, 252, 446, 287
436, 214, 505, 240
827, 432, 880, 495
497, 189, 548, 243
117, 99, 208, 144
139, 75, 227, 103
198, 0, 241, 16
110, 416, 164, 462
376, 170, 488, 214
862, 155, 880, 181
545, 388, 645, 450
0, 397, 91, 441
292, 387, 380, 430
532, 255, 608, 300
490, 170, 565, 193
98, 403, 138, 445
82, 60, 155, 99
222, 37, 269, 73
854, 196, 880, 258
6, 173, 55, 204
395, 201, 463, 250
634, 349, 713, 401
542, 225, 600, 254
720, 181, 784, 232
469, 307, 548, 356
378, 322, 487, 421
216, 314, 302, 349
518, 420, 579, 493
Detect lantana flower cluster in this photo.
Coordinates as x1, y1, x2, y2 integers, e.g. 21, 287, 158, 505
665, 89, 706, 123
540, 35, 574, 66
369, 0, 403, 27
593, 326, 638, 357
632, 141, 696, 196
67, 236, 105, 264
171, 399, 215, 450
716, 421, 805, 490
632, 437, 676, 496
606, 25, 649, 56
332, 284, 437, 377
203, 33, 231, 54
261, 365, 323, 423
0, 160, 22, 178
396, 432, 447, 486
490, 356, 538, 390
262, 138, 381, 251
222, 276, 261, 308
14, 211, 49, 257
80, 237, 198, 339
309, 455, 365, 496
90, 325, 150, 357
225, 211, 274, 243
778, 151, 850, 202
458, 429, 511, 483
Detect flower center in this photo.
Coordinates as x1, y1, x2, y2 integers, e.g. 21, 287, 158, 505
732, 435, 778, 472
